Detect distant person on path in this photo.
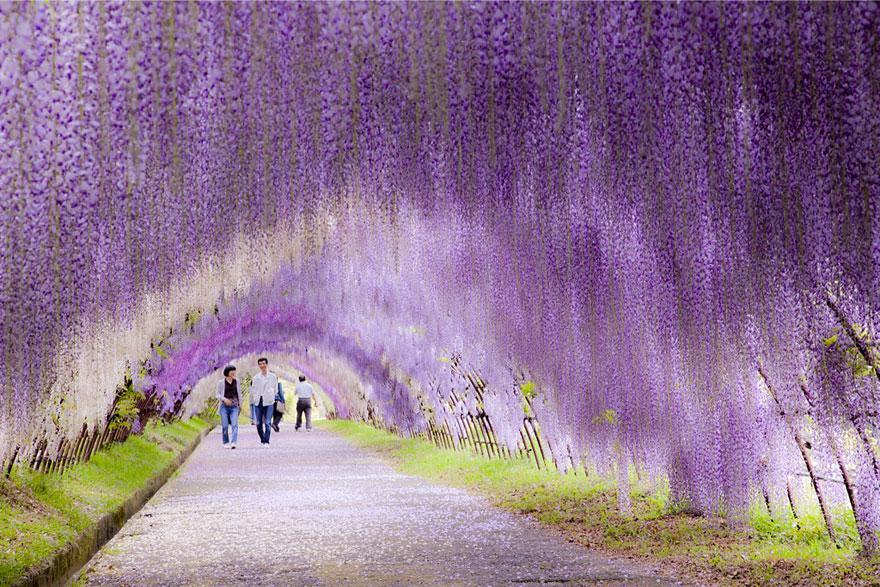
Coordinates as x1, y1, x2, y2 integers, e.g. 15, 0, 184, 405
294, 375, 315, 431
271, 381, 286, 432
216, 365, 241, 449
250, 357, 278, 447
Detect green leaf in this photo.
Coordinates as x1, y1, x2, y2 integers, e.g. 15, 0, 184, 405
592, 408, 618, 426
852, 323, 868, 340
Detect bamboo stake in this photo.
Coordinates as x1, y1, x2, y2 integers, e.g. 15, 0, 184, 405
463, 416, 484, 457
31, 437, 47, 470
48, 439, 65, 475
441, 424, 453, 451
520, 424, 542, 469
427, 421, 437, 447
483, 415, 510, 459
435, 422, 443, 448
526, 418, 550, 469
456, 415, 475, 454
58, 438, 73, 474
84, 427, 101, 461
5, 447, 19, 478
74, 426, 90, 463
786, 480, 802, 530
473, 414, 496, 458
436, 424, 446, 450
443, 421, 458, 451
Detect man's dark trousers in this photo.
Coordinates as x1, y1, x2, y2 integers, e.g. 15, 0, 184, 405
295, 398, 312, 430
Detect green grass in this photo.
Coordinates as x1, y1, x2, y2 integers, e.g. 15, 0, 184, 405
321, 419, 880, 587
0, 416, 212, 586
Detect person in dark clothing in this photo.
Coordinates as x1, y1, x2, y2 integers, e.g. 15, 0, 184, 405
294, 375, 315, 431
271, 381, 286, 432
216, 365, 241, 449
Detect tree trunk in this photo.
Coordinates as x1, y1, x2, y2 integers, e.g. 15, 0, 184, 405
616, 443, 632, 517
800, 382, 877, 553
758, 366, 838, 545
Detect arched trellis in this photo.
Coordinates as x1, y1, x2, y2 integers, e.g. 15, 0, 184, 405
3, 255, 879, 554
1, 0, 878, 555
144, 293, 549, 466
1, 281, 556, 482
33, 304, 590, 496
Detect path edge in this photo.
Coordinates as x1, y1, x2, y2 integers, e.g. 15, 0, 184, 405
15, 424, 214, 587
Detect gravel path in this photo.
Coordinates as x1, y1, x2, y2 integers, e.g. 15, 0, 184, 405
78, 424, 682, 586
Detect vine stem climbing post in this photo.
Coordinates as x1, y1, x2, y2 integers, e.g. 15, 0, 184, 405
757, 365, 838, 546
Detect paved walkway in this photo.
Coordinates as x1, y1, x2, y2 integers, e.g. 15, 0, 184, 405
78, 424, 681, 586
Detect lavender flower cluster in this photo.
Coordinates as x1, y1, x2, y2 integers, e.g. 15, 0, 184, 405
1, 1, 878, 550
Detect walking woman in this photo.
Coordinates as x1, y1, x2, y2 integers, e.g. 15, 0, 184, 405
217, 365, 241, 449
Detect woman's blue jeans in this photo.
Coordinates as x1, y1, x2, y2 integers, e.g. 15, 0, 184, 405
220, 404, 240, 444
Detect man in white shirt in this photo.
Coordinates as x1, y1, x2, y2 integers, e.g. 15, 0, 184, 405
250, 357, 278, 447
294, 375, 315, 431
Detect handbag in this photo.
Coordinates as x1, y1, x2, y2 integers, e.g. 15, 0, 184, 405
275, 400, 287, 414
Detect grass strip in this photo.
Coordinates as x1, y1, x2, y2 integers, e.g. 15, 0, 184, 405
0, 416, 213, 586
321, 419, 880, 587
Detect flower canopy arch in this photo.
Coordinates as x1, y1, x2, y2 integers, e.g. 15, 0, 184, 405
1, 1, 878, 550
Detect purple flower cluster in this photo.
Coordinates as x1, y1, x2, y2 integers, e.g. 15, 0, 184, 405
1, 2, 878, 550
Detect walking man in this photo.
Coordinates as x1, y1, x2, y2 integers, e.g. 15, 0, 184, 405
250, 357, 278, 447
294, 374, 315, 431
217, 365, 241, 449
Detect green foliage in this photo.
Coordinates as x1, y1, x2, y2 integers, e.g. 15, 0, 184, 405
0, 417, 211, 585
850, 323, 872, 343
323, 420, 880, 587
592, 408, 618, 426
519, 380, 537, 400
519, 381, 538, 416
182, 310, 203, 331
821, 325, 878, 380
846, 346, 876, 379
853, 363, 875, 379
108, 383, 145, 432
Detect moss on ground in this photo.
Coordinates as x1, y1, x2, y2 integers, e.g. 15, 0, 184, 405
0, 416, 212, 586
321, 419, 880, 587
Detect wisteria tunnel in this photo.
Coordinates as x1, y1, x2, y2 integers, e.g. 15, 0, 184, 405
1, 1, 879, 583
